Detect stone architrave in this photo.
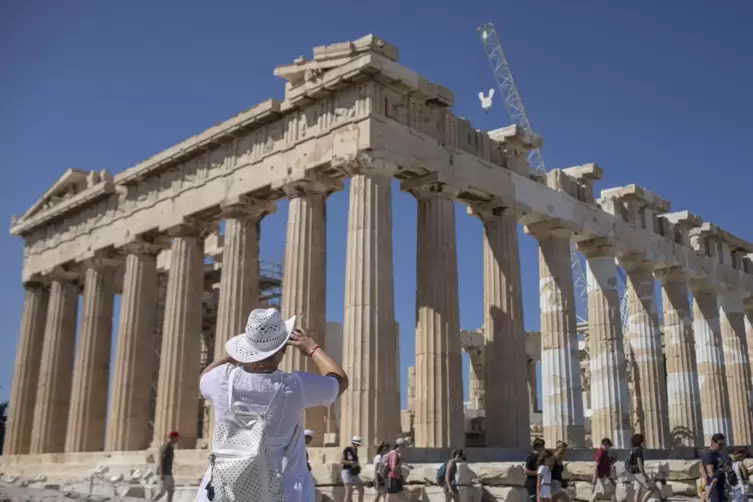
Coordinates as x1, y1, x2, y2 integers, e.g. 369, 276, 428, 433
280, 178, 339, 445
579, 242, 631, 448
622, 260, 670, 448
214, 200, 274, 352
407, 183, 463, 448
527, 222, 585, 447
152, 226, 206, 448
3, 283, 48, 455
692, 287, 733, 444
65, 259, 117, 452
340, 168, 398, 446
718, 292, 753, 445
29, 274, 79, 454
474, 205, 529, 448
654, 268, 702, 447
106, 242, 161, 451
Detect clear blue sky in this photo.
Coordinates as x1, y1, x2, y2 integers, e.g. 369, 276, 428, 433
1, 1, 752, 411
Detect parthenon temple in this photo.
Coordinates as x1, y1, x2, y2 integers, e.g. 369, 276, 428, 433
3, 33, 753, 497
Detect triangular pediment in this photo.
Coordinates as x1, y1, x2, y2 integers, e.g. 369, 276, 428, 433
20, 168, 89, 221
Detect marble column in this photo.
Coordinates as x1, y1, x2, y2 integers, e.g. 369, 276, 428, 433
718, 292, 753, 445
477, 207, 528, 447
623, 261, 670, 448
692, 287, 733, 444
280, 180, 335, 445
106, 244, 160, 451
467, 347, 485, 411
580, 244, 631, 448
152, 227, 205, 448
340, 171, 397, 446
527, 357, 539, 415
530, 225, 585, 447
29, 275, 79, 454
3, 282, 48, 455
746, 299, 753, 404
66, 260, 116, 452
215, 201, 273, 351
410, 184, 463, 448
655, 268, 702, 447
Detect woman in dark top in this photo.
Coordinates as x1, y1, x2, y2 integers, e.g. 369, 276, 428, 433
525, 439, 546, 502
551, 441, 569, 502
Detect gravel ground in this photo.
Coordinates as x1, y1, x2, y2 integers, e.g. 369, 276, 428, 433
0, 486, 145, 502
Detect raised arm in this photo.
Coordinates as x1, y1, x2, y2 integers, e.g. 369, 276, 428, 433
200, 354, 235, 378
288, 329, 348, 396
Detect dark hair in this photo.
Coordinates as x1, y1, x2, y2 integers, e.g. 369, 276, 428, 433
451, 448, 465, 459
732, 448, 748, 458
601, 438, 613, 447
631, 434, 645, 447
556, 441, 568, 449
537, 449, 554, 466
532, 438, 545, 449
712, 433, 726, 444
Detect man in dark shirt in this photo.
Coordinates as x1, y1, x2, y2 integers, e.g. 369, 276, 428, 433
701, 433, 726, 501
341, 436, 364, 502
627, 434, 652, 502
524, 438, 546, 501
590, 438, 617, 502
153, 431, 179, 502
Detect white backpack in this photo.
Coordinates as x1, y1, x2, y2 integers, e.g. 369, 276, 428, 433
206, 368, 300, 502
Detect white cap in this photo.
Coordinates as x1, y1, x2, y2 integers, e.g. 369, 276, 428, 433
396, 438, 405, 445
351, 436, 362, 445
304, 429, 314, 437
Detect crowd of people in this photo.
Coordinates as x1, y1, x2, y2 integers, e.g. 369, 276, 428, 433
145, 307, 751, 502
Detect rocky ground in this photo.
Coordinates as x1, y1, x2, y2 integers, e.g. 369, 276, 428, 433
0, 486, 144, 502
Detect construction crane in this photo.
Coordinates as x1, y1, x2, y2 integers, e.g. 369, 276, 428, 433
477, 22, 630, 329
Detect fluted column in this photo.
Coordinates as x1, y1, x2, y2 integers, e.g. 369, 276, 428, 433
152, 226, 206, 448
475, 206, 528, 447
622, 261, 670, 448
718, 292, 753, 444
340, 170, 397, 446
106, 243, 161, 451
3, 282, 48, 455
692, 287, 733, 444
30, 274, 79, 454
408, 183, 463, 448
655, 268, 702, 447
66, 259, 117, 452
579, 243, 631, 448
528, 223, 585, 447
215, 200, 274, 350
280, 179, 338, 445
746, 299, 753, 400
467, 347, 484, 411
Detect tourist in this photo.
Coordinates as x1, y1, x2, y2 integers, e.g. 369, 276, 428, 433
730, 448, 748, 502
384, 438, 408, 501
305, 429, 314, 472
589, 438, 617, 502
152, 431, 179, 502
196, 308, 348, 502
551, 441, 569, 502
701, 433, 727, 502
373, 441, 390, 502
440, 448, 466, 502
524, 439, 546, 502
626, 433, 652, 502
342, 436, 364, 502
706, 457, 730, 502
537, 449, 555, 502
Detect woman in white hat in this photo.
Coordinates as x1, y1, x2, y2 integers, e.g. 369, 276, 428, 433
197, 308, 348, 502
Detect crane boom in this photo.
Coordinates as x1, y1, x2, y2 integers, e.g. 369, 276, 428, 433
478, 23, 546, 175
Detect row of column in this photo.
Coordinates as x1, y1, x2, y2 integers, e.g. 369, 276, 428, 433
527, 221, 753, 448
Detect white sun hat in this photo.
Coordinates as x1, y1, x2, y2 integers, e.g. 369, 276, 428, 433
351, 436, 362, 445
304, 429, 314, 437
225, 308, 296, 364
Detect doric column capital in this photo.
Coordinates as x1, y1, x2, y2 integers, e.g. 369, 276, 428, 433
653, 266, 686, 286
688, 279, 715, 295
576, 237, 618, 258
45, 265, 80, 283
335, 152, 400, 178
404, 181, 460, 201
22, 279, 48, 291
282, 174, 343, 199
467, 201, 520, 223
122, 237, 169, 257
618, 254, 653, 273
164, 219, 215, 239
219, 198, 276, 220
523, 219, 572, 240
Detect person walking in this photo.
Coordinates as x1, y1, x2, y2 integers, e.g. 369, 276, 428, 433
384, 438, 408, 501
195, 308, 348, 502
589, 438, 617, 502
626, 434, 652, 502
538, 450, 556, 502
342, 436, 364, 502
373, 441, 390, 502
152, 431, 179, 502
701, 433, 727, 502
707, 457, 730, 502
304, 429, 314, 472
524, 439, 546, 502
440, 448, 466, 502
551, 441, 569, 502
730, 449, 748, 502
